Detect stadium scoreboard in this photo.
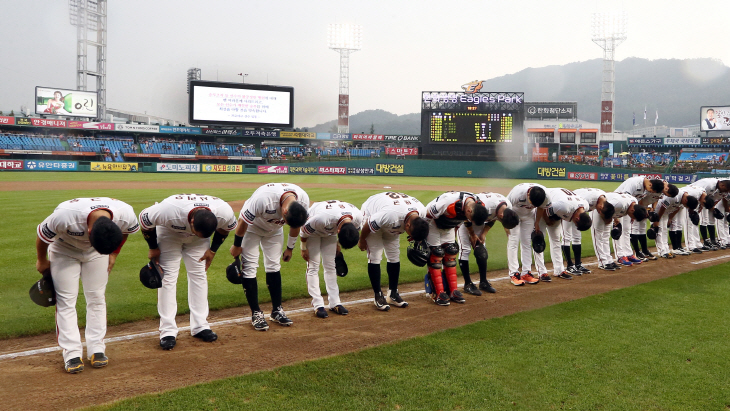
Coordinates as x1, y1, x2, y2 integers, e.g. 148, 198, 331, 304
420, 91, 524, 158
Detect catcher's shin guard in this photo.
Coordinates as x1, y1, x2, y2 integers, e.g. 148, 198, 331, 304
443, 255, 458, 295
428, 251, 445, 295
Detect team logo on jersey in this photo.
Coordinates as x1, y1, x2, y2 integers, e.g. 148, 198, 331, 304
66, 230, 85, 236
243, 210, 256, 222
41, 224, 56, 239
303, 223, 315, 234
194, 203, 209, 207
461, 80, 483, 94
265, 209, 277, 214
171, 225, 186, 230
90, 205, 110, 210
127, 223, 140, 233
141, 213, 152, 228
227, 221, 237, 229
369, 221, 380, 231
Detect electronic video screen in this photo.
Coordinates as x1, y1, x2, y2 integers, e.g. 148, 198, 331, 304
189, 81, 294, 128
35, 87, 98, 118
428, 111, 514, 144
700, 106, 730, 132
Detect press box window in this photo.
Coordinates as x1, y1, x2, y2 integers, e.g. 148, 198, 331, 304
560, 132, 576, 143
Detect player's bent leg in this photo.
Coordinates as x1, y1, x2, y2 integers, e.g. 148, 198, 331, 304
80, 253, 111, 358
304, 236, 325, 311
320, 236, 342, 310
50, 251, 84, 364
428, 246, 448, 305
182, 237, 212, 336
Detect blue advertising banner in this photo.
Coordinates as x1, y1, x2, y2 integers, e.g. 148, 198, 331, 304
24, 160, 78, 171
599, 172, 631, 181
159, 126, 202, 135
664, 174, 696, 184
242, 130, 279, 138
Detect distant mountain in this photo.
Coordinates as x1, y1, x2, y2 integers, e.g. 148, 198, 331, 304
306, 58, 730, 133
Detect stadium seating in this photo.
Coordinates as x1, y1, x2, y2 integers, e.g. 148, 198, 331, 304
200, 143, 256, 156
67, 137, 135, 154
0, 134, 64, 151
140, 141, 196, 155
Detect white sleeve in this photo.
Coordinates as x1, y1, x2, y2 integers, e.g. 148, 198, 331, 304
217, 203, 238, 232
301, 215, 324, 238
139, 203, 165, 230
240, 197, 263, 225
367, 211, 390, 232
119, 204, 140, 234
37, 213, 62, 244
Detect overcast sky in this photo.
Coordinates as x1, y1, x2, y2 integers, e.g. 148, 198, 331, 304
0, 0, 727, 128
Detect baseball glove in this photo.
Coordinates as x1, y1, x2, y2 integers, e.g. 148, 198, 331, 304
335, 252, 348, 277
473, 242, 488, 261
713, 208, 724, 220
611, 222, 622, 240
647, 225, 659, 240
689, 210, 700, 226
531, 230, 546, 253
226, 256, 244, 284
140, 260, 164, 289
29, 270, 55, 307
648, 211, 660, 223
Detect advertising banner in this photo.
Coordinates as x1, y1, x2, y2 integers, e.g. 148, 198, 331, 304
532, 147, 549, 162
35, 87, 97, 118
664, 137, 700, 145
664, 174, 696, 184
525, 102, 577, 120
202, 164, 243, 173
67, 121, 115, 130
115, 124, 160, 133
385, 147, 418, 156
15, 117, 32, 126
317, 133, 351, 140
600, 101, 613, 134
156, 163, 201, 172
202, 128, 241, 136
702, 137, 730, 145
242, 130, 279, 137
384, 135, 420, 142
375, 163, 404, 174
353, 134, 384, 141
599, 172, 631, 181
567, 171, 597, 180
280, 131, 315, 139
24, 160, 77, 171
0, 160, 24, 170
160, 126, 201, 134
632, 173, 663, 180
338, 94, 349, 127
30, 118, 66, 128
536, 166, 566, 179
289, 166, 318, 174
318, 166, 346, 175
627, 137, 663, 145
0, 116, 15, 125
347, 167, 375, 175
257, 165, 288, 174
700, 106, 730, 132
90, 162, 138, 171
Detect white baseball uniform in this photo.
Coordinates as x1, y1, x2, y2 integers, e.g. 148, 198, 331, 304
542, 188, 589, 275
425, 191, 478, 247
361, 192, 426, 264
506, 183, 551, 275
139, 194, 237, 339
301, 201, 363, 311
654, 186, 703, 255
615, 176, 662, 237
38, 198, 139, 363
690, 178, 721, 227
565, 188, 605, 247
457, 192, 511, 260
598, 192, 637, 265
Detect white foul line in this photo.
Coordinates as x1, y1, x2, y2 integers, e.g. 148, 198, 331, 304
690, 255, 730, 264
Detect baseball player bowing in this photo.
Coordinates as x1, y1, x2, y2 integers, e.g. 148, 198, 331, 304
140, 194, 236, 350
456, 192, 519, 295
534, 188, 592, 281
36, 198, 138, 373
506, 183, 550, 286
425, 191, 488, 306
651, 186, 701, 258
599, 192, 648, 270
564, 188, 615, 274
359, 192, 429, 311
300, 200, 362, 318
688, 178, 730, 250
615, 176, 678, 263
229, 183, 309, 331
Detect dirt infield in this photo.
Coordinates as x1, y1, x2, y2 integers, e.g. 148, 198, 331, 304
1, 250, 728, 410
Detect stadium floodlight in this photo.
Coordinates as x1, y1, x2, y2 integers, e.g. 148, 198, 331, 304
592, 11, 627, 142
187, 68, 201, 94
328, 24, 362, 133
69, 0, 107, 121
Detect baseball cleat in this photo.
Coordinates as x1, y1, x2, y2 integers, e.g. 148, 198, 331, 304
642, 251, 658, 260
315, 307, 329, 318
434, 292, 450, 306
692, 248, 704, 254
193, 329, 218, 342
386, 289, 409, 308
635, 251, 649, 261
463, 282, 482, 296
160, 336, 176, 350
539, 273, 552, 282
65, 357, 84, 374
566, 265, 581, 275
627, 255, 643, 264
555, 271, 573, 280
522, 272, 540, 284
576, 264, 591, 274
617, 257, 633, 266
450, 290, 466, 304
608, 262, 621, 270
479, 280, 496, 293
251, 310, 269, 331
330, 305, 349, 315
598, 264, 616, 271
374, 292, 391, 311
90, 352, 108, 368
270, 306, 293, 326
660, 253, 675, 259
510, 273, 525, 286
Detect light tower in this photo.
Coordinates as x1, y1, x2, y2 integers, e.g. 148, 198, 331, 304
592, 11, 627, 142
328, 24, 362, 134
187, 68, 201, 94
69, 0, 107, 121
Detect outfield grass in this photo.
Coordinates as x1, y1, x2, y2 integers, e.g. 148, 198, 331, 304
0, 172, 653, 338
90, 263, 730, 411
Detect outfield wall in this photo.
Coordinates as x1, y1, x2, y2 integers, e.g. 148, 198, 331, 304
0, 158, 698, 183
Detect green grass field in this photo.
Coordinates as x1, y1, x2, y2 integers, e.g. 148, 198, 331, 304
89, 262, 730, 411
1, 172, 651, 339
